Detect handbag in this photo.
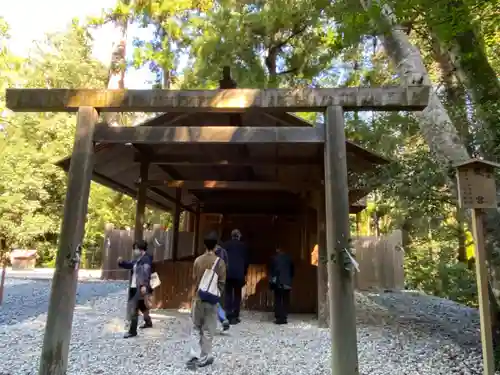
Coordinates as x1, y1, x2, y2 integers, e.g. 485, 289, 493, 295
143, 293, 154, 309
150, 272, 161, 289
269, 276, 278, 290
198, 258, 221, 304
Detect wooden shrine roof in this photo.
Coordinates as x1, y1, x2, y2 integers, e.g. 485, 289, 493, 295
56, 111, 390, 214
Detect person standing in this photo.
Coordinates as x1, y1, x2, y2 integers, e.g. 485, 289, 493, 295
269, 246, 294, 325
222, 229, 248, 325
214, 239, 231, 331
117, 240, 153, 338
187, 232, 227, 369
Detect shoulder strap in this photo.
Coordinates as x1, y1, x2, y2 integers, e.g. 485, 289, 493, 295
211, 257, 220, 271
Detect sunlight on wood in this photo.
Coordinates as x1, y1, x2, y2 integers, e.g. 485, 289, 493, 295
67, 90, 126, 109
311, 244, 319, 266
211, 90, 257, 109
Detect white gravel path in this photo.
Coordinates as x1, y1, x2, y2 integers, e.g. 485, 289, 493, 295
0, 276, 493, 375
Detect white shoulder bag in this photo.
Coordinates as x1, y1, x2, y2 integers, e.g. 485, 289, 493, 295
197, 258, 221, 304
150, 272, 161, 289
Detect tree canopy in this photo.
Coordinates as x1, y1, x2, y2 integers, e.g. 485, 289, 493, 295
2, 0, 500, 317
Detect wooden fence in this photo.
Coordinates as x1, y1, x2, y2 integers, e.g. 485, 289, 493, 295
152, 261, 317, 313
353, 230, 405, 290
101, 224, 404, 312
101, 224, 195, 280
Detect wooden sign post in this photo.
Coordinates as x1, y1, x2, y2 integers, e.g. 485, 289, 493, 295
455, 158, 500, 375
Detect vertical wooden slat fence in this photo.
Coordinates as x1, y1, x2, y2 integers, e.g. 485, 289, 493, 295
101, 225, 194, 280
101, 221, 404, 312
353, 230, 404, 290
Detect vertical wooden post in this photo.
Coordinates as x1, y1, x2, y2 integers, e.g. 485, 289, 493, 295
300, 197, 308, 262
38, 107, 98, 375
183, 212, 191, 232
317, 190, 329, 328
151, 224, 162, 261
171, 188, 182, 261
324, 106, 359, 375
134, 162, 149, 242
101, 223, 115, 280
471, 209, 495, 375
0, 238, 6, 305
193, 203, 201, 256
0, 256, 6, 305
188, 211, 195, 232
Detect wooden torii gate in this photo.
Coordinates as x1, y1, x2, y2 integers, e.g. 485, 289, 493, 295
6, 85, 430, 375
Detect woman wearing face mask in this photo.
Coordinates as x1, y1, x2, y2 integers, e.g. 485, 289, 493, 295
117, 240, 153, 338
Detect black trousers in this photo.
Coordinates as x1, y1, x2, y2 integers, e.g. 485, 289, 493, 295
224, 278, 244, 319
128, 288, 151, 333
273, 288, 291, 322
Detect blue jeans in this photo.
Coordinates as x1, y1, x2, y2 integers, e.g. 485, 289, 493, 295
217, 303, 227, 323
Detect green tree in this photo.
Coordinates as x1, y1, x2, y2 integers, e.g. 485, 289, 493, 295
0, 20, 142, 266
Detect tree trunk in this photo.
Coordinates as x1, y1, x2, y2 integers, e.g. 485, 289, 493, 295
430, 35, 471, 150
430, 35, 469, 263
426, 0, 500, 157
104, 6, 129, 127
359, 1, 469, 165
360, 0, 500, 360
429, 4, 500, 306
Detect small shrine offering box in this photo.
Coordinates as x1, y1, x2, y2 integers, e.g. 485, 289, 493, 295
454, 159, 500, 209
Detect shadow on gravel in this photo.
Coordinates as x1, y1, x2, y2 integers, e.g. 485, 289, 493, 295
0, 278, 127, 326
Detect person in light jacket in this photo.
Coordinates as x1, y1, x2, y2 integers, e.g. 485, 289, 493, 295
117, 240, 153, 338
187, 232, 227, 369
269, 246, 294, 325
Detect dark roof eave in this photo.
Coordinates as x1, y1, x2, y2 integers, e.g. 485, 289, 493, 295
56, 157, 174, 212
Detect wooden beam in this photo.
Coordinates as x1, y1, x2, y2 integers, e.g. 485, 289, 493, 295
6, 86, 431, 112
94, 126, 324, 144
149, 187, 194, 213
201, 205, 302, 215
134, 162, 149, 241
316, 190, 329, 328
39, 107, 98, 375
134, 153, 320, 166
133, 144, 183, 180
140, 180, 317, 191
171, 188, 182, 261
193, 203, 201, 256
323, 106, 359, 375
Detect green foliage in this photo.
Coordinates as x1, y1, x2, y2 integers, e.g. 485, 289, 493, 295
405, 241, 477, 307
0, 20, 169, 266
3, 0, 500, 311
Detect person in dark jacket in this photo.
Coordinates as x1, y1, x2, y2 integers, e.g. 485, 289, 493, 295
222, 229, 249, 324
117, 240, 153, 338
214, 240, 230, 331
269, 246, 294, 325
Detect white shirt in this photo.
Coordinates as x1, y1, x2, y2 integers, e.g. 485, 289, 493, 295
131, 263, 137, 288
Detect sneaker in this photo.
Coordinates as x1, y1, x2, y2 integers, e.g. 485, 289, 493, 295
197, 356, 214, 368
222, 320, 230, 331
186, 358, 198, 370
124, 332, 138, 338
139, 323, 153, 329
229, 317, 241, 325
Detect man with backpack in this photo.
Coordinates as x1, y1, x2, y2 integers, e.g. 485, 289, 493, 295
187, 232, 227, 370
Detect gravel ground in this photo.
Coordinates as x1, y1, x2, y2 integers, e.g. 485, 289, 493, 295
0, 276, 493, 375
